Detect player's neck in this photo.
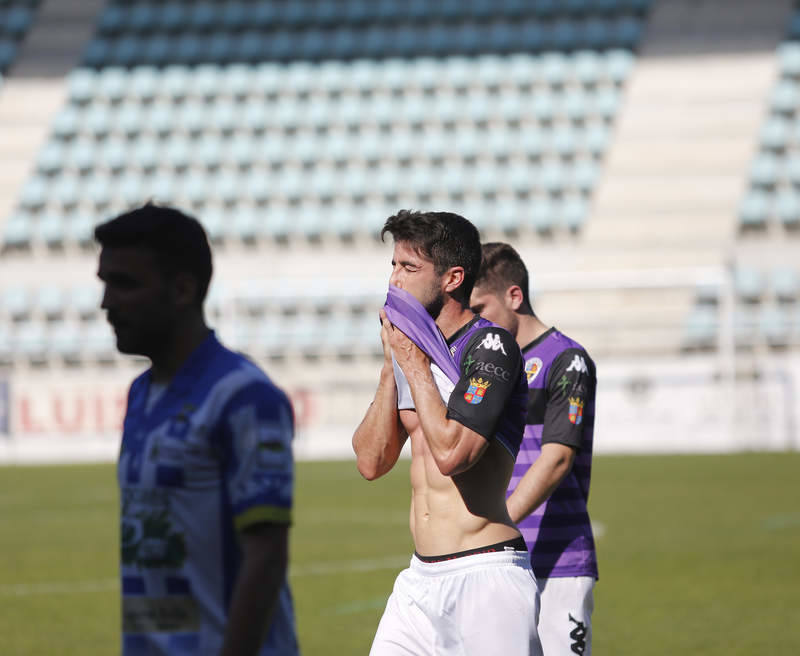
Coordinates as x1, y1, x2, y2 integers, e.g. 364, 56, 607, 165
150, 318, 211, 384
434, 300, 475, 341
515, 314, 550, 349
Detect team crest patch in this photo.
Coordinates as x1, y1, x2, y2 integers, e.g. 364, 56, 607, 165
464, 377, 491, 405
525, 357, 543, 383
568, 397, 584, 425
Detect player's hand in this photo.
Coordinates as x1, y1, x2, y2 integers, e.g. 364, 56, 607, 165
386, 321, 429, 374
378, 309, 394, 366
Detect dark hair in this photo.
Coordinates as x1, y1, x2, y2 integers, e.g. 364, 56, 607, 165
94, 203, 212, 306
381, 209, 481, 305
475, 242, 533, 314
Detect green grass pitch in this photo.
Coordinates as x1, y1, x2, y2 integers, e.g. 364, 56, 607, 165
1, 453, 798, 654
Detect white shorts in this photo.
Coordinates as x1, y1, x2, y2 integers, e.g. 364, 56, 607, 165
536, 576, 595, 656
370, 550, 543, 656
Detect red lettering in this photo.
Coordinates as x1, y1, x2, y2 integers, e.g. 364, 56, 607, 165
17, 397, 45, 433
53, 397, 86, 433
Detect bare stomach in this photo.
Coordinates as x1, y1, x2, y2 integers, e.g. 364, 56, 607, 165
401, 410, 521, 557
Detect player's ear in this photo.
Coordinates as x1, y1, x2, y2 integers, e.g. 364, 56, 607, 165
172, 272, 199, 308
443, 266, 465, 294
506, 285, 525, 312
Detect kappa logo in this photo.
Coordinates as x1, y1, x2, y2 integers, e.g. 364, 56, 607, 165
566, 354, 588, 374
525, 357, 543, 383
568, 614, 587, 655
479, 333, 507, 355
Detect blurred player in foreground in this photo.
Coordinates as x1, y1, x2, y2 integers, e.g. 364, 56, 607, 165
96, 204, 298, 656
470, 242, 598, 656
353, 210, 542, 655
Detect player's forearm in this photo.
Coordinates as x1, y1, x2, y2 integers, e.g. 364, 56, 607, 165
352, 365, 404, 479
507, 447, 574, 523
404, 364, 475, 476
220, 534, 287, 656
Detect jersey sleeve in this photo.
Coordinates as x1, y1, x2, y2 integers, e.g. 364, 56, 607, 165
446, 327, 523, 440
220, 380, 294, 532
542, 348, 595, 449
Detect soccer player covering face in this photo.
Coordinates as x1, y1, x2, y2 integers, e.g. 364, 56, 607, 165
470, 243, 598, 656
353, 211, 543, 656
96, 204, 298, 656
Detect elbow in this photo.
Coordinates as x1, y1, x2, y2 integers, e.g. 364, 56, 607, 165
356, 458, 382, 481
434, 451, 473, 478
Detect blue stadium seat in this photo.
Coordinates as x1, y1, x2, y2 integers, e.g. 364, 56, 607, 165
3, 286, 31, 320
232, 208, 260, 242
82, 38, 111, 68
17, 320, 48, 362
72, 284, 101, 319
51, 107, 80, 140
66, 214, 96, 247
19, 177, 47, 210
160, 65, 191, 101
759, 117, 789, 151
573, 160, 599, 192
530, 197, 557, 232
605, 48, 634, 84
561, 196, 589, 231
37, 142, 65, 176
774, 190, 800, 228
37, 285, 65, 319
38, 213, 66, 248
582, 18, 612, 50
51, 321, 82, 362
684, 306, 717, 349
83, 104, 112, 138
772, 267, 799, 301
749, 154, 779, 187
86, 173, 112, 208
574, 49, 602, 85
734, 267, 763, 302
779, 41, 800, 79
132, 138, 158, 172
759, 306, 791, 347
119, 175, 144, 207
739, 191, 769, 229
3, 213, 33, 249
127, 66, 159, 103
771, 80, 800, 114
245, 173, 271, 205
67, 68, 96, 106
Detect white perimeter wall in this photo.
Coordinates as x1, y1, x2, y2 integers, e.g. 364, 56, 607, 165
1, 353, 798, 464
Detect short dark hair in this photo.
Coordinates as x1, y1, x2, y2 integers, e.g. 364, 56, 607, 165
475, 242, 533, 314
94, 203, 213, 306
381, 209, 481, 305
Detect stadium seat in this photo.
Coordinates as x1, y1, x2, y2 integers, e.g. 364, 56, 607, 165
72, 285, 100, 319
51, 107, 80, 141
36, 142, 65, 176
51, 321, 83, 362
683, 306, 717, 349
774, 190, 800, 228
17, 320, 48, 363
759, 306, 791, 347
3, 213, 33, 249
66, 214, 96, 248
86, 319, 116, 362
749, 154, 779, 187
19, 177, 47, 210
734, 268, 763, 303
771, 267, 799, 301
86, 173, 112, 208
738, 192, 769, 229
232, 208, 260, 242
779, 41, 800, 78
38, 213, 66, 248
561, 196, 589, 231
3, 286, 31, 321
37, 285, 65, 319
770, 80, 800, 114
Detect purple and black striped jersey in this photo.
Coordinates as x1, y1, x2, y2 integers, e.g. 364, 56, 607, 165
512, 327, 599, 580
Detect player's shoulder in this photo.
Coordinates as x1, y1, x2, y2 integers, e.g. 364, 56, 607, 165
208, 342, 290, 409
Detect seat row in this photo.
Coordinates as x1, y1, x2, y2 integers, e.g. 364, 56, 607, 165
99, 0, 651, 36
0, 3, 40, 73
5, 194, 592, 251
84, 17, 645, 67
68, 54, 635, 105
683, 304, 800, 350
